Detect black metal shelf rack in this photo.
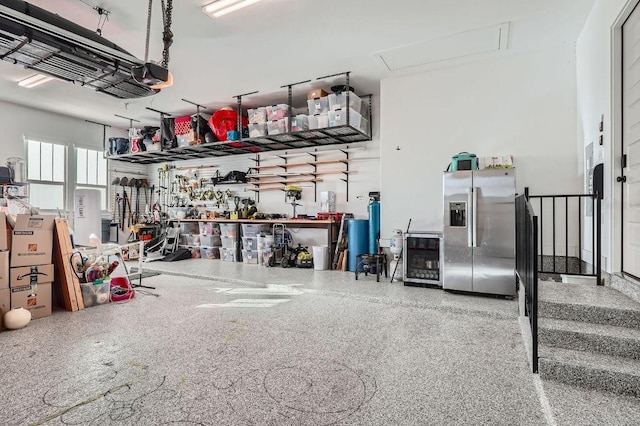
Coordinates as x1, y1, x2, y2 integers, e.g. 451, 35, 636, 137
108, 71, 372, 165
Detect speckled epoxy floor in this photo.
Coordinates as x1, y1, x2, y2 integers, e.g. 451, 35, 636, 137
0, 261, 636, 425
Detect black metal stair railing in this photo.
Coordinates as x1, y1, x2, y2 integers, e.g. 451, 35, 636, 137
516, 191, 539, 373
525, 188, 602, 285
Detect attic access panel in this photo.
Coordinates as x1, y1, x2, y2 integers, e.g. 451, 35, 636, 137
0, 0, 156, 99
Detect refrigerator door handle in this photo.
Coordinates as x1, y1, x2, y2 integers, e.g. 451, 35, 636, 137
472, 186, 478, 247
467, 187, 473, 247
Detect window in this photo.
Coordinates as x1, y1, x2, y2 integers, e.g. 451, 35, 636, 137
76, 147, 108, 210
26, 139, 66, 210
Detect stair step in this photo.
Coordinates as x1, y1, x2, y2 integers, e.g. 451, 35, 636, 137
538, 282, 640, 328
539, 318, 640, 360
539, 346, 640, 397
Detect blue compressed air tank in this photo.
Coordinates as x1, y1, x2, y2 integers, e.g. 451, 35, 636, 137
348, 219, 369, 272
368, 200, 380, 253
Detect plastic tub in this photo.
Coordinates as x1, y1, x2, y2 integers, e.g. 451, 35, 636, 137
266, 104, 290, 121
220, 247, 237, 262
241, 224, 271, 237
200, 247, 220, 259
81, 279, 111, 307
200, 235, 221, 247
307, 97, 329, 115
247, 107, 266, 124
328, 91, 362, 113
219, 223, 237, 237
249, 122, 267, 138
308, 114, 329, 130
242, 249, 259, 264
199, 222, 220, 235
242, 237, 258, 250
290, 115, 309, 132
221, 237, 236, 249
328, 108, 369, 135
267, 118, 289, 135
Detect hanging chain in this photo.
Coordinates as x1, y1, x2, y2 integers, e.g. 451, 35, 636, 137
161, 0, 173, 68
144, 0, 153, 63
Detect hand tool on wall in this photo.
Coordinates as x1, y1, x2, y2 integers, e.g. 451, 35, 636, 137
119, 177, 129, 231
127, 178, 137, 227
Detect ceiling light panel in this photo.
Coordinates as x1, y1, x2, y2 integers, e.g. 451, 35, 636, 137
17, 73, 53, 88
202, 0, 264, 18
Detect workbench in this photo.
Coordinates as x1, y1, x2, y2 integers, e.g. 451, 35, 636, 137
168, 218, 339, 267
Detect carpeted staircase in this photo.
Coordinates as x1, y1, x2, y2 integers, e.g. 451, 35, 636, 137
537, 280, 640, 397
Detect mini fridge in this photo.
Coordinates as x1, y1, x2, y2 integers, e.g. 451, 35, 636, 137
403, 232, 443, 286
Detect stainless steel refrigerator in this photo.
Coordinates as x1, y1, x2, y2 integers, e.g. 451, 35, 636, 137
443, 169, 516, 296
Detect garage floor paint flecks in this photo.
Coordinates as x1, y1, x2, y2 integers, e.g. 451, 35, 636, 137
1, 259, 639, 425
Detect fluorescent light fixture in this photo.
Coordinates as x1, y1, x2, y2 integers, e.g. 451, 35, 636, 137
17, 73, 54, 88
202, 0, 263, 18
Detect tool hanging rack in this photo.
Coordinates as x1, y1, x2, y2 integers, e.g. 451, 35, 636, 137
107, 71, 372, 164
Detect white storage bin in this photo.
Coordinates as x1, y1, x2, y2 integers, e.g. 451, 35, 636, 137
308, 114, 329, 130
220, 247, 237, 262
266, 104, 289, 121
199, 222, 220, 235
221, 236, 236, 249
219, 223, 237, 237
267, 118, 289, 135
242, 237, 258, 250
328, 108, 369, 135
290, 115, 309, 132
200, 247, 220, 259
249, 123, 267, 138
247, 107, 266, 124
307, 97, 329, 115
328, 91, 362, 113
200, 235, 221, 247
242, 249, 259, 264
241, 223, 271, 237
180, 234, 200, 247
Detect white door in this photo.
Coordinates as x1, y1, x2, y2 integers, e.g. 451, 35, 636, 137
622, 4, 640, 280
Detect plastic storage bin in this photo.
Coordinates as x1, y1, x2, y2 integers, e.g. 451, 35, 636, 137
199, 222, 220, 235
290, 115, 309, 132
249, 123, 267, 138
266, 104, 290, 121
242, 237, 258, 250
219, 223, 237, 237
328, 108, 369, 135
308, 114, 329, 130
247, 107, 266, 124
200, 247, 220, 259
328, 91, 362, 113
307, 97, 329, 115
200, 235, 221, 247
221, 237, 236, 249
81, 279, 111, 307
220, 247, 237, 262
242, 249, 259, 264
267, 118, 289, 135
241, 224, 271, 237
180, 234, 200, 246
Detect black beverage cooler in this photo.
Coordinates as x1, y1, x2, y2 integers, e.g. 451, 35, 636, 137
403, 232, 443, 287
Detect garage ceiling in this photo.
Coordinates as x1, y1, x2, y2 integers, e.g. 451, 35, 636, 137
0, 0, 595, 128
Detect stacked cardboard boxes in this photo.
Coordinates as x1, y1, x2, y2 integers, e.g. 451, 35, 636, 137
9, 214, 55, 319
0, 213, 9, 315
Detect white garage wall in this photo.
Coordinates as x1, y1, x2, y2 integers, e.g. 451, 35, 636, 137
0, 99, 128, 216
576, 0, 633, 273
380, 46, 583, 239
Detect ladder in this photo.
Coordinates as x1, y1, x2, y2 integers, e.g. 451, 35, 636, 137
332, 213, 354, 270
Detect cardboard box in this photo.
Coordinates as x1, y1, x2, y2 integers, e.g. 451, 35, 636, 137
10, 215, 55, 267
0, 288, 9, 314
10, 264, 54, 288
0, 212, 8, 251
308, 88, 328, 100
0, 251, 8, 289
10, 282, 51, 319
